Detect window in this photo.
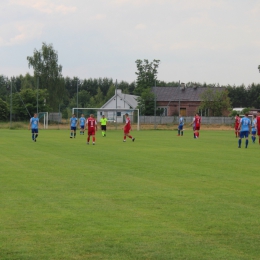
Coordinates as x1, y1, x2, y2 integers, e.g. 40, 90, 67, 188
117, 112, 121, 117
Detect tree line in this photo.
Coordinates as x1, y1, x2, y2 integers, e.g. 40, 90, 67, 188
0, 43, 259, 121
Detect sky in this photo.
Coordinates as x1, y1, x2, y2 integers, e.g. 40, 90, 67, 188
1, 0, 260, 86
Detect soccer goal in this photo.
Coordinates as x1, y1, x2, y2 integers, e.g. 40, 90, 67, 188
38, 112, 48, 129
72, 108, 140, 130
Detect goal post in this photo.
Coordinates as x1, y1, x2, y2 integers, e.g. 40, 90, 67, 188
72, 108, 140, 130
38, 112, 48, 129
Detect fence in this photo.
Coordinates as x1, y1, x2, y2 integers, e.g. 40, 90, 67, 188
49, 113, 62, 123
140, 116, 234, 125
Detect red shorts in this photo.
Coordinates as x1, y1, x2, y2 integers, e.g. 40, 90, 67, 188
124, 127, 130, 134
88, 129, 96, 136
257, 128, 260, 136
195, 125, 200, 131
235, 124, 240, 131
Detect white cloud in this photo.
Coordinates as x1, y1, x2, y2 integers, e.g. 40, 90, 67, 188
90, 14, 106, 21
0, 21, 44, 47
135, 23, 146, 30
10, 0, 77, 14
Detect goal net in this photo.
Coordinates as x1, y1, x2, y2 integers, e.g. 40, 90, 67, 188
72, 108, 140, 130
38, 112, 48, 129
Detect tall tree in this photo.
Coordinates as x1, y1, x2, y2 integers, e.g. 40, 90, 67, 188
0, 75, 9, 102
199, 88, 231, 116
134, 59, 160, 115
134, 59, 160, 95
0, 98, 8, 120
27, 42, 65, 110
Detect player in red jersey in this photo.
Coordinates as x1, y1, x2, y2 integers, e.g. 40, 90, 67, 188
190, 113, 201, 138
123, 113, 135, 142
84, 114, 97, 145
234, 114, 240, 138
257, 111, 260, 144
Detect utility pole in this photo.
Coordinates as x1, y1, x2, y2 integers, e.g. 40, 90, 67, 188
178, 80, 181, 116
77, 79, 79, 118
10, 79, 13, 129
115, 79, 118, 130
154, 80, 157, 130
37, 77, 39, 114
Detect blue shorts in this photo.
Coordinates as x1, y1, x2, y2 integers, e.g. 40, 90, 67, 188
31, 129, 38, 134
252, 129, 256, 135
240, 131, 249, 138
178, 125, 183, 130
71, 126, 76, 131
80, 125, 84, 129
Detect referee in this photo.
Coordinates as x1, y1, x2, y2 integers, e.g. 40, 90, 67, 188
100, 115, 108, 137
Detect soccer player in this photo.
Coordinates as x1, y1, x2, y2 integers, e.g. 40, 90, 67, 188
251, 114, 257, 143
238, 113, 251, 148
28, 113, 40, 142
123, 113, 135, 142
70, 114, 78, 138
257, 111, 260, 144
177, 114, 184, 136
85, 114, 97, 145
190, 113, 201, 138
234, 114, 240, 138
100, 115, 108, 137
79, 114, 86, 135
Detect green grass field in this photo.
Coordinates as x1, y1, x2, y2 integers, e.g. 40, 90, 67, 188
1, 129, 260, 260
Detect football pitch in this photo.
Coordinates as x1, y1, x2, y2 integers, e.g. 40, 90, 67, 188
1, 129, 260, 260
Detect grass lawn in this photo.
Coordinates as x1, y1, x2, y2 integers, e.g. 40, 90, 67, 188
0, 129, 260, 260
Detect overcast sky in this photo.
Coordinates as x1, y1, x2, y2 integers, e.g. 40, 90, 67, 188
1, 0, 260, 86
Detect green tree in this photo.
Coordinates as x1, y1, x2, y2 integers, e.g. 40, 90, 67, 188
137, 89, 155, 115
226, 85, 248, 107
134, 59, 160, 115
27, 42, 65, 110
0, 98, 8, 120
78, 90, 91, 108
12, 89, 49, 120
134, 59, 160, 96
94, 87, 105, 107
199, 88, 231, 116
20, 73, 36, 90
105, 84, 115, 101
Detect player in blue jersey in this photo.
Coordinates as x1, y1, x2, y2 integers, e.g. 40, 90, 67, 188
251, 114, 257, 143
79, 114, 86, 135
70, 114, 78, 138
28, 113, 40, 142
238, 113, 251, 148
177, 114, 184, 136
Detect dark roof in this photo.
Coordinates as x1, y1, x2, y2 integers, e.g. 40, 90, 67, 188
151, 86, 226, 102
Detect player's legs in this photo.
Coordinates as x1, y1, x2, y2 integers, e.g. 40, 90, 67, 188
34, 129, 39, 141
101, 126, 106, 137
70, 127, 74, 138
194, 126, 200, 138
80, 126, 84, 135
31, 129, 36, 141
245, 131, 249, 148
251, 130, 256, 143
92, 134, 96, 144
238, 131, 245, 148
